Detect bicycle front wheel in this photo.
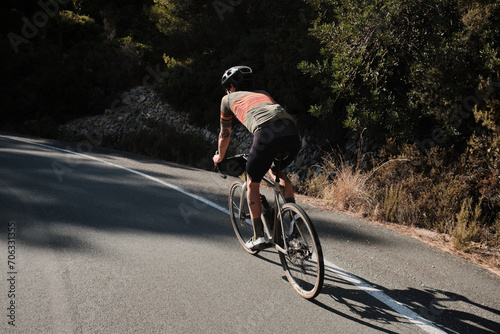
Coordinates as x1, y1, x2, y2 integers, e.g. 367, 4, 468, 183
278, 203, 324, 299
229, 181, 259, 255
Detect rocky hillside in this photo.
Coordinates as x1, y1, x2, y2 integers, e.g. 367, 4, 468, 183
58, 86, 323, 180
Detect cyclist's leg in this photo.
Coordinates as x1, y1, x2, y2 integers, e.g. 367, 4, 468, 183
246, 177, 263, 240
246, 132, 276, 241
269, 134, 301, 203
247, 127, 299, 237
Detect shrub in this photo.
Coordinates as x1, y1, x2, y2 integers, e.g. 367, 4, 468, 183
371, 143, 471, 231
453, 198, 483, 251
323, 163, 372, 214
298, 169, 330, 198
301, 149, 374, 215
377, 183, 419, 226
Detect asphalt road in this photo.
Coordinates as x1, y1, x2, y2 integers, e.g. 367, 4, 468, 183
1, 133, 499, 334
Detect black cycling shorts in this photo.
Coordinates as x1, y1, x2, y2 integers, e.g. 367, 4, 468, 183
246, 120, 300, 183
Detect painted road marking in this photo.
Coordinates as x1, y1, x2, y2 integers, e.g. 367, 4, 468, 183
325, 261, 447, 334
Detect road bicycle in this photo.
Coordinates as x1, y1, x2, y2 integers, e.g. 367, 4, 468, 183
217, 153, 324, 299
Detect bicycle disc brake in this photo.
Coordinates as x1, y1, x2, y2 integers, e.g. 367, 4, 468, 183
287, 238, 312, 272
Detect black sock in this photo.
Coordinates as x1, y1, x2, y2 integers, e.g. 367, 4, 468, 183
252, 217, 264, 240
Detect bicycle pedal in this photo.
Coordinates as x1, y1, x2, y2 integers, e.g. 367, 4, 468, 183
256, 238, 274, 250
258, 242, 274, 250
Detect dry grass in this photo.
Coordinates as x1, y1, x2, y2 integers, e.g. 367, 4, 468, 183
298, 144, 500, 276
452, 198, 482, 251
300, 147, 373, 215
302, 148, 409, 217
376, 183, 419, 226
323, 164, 372, 214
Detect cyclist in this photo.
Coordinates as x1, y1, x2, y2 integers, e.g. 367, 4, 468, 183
213, 66, 301, 250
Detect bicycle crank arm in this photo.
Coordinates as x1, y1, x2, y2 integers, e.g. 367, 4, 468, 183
274, 244, 287, 254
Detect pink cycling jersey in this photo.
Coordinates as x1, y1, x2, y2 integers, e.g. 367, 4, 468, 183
220, 90, 296, 134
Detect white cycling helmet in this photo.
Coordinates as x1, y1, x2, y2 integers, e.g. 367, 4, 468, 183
221, 66, 252, 89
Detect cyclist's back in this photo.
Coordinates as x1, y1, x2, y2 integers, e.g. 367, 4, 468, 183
220, 90, 296, 134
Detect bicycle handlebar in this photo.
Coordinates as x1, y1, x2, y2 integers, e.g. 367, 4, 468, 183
215, 164, 227, 179
214, 151, 248, 179
214, 151, 227, 179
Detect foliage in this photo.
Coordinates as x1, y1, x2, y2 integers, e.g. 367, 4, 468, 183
1, 0, 499, 257
300, 0, 500, 148
0, 0, 163, 134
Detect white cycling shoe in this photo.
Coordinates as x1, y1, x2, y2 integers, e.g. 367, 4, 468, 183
245, 237, 270, 250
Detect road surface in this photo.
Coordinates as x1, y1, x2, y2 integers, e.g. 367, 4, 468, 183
1, 134, 499, 333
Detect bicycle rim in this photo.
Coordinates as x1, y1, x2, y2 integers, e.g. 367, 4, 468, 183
278, 203, 324, 299
229, 181, 259, 255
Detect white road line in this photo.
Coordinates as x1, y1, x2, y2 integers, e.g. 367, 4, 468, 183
2, 135, 447, 334
325, 261, 447, 334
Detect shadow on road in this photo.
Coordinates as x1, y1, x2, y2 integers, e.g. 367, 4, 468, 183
0, 139, 236, 254
247, 239, 500, 333
313, 269, 500, 334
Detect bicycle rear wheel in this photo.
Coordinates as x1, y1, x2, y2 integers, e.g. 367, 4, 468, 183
278, 203, 324, 299
229, 181, 259, 255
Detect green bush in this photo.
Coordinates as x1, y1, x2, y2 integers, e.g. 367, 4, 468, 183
300, 0, 500, 151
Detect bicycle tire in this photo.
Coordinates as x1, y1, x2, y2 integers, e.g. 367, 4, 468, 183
278, 203, 324, 299
229, 181, 260, 255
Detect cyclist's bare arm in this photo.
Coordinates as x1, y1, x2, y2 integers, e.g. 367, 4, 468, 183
213, 127, 231, 164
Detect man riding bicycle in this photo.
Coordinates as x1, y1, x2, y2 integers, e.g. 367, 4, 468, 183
213, 66, 301, 250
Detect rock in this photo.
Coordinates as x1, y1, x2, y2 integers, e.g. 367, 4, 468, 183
57, 85, 324, 179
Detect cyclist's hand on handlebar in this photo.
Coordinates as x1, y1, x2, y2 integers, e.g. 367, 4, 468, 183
213, 151, 227, 179
213, 152, 224, 166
